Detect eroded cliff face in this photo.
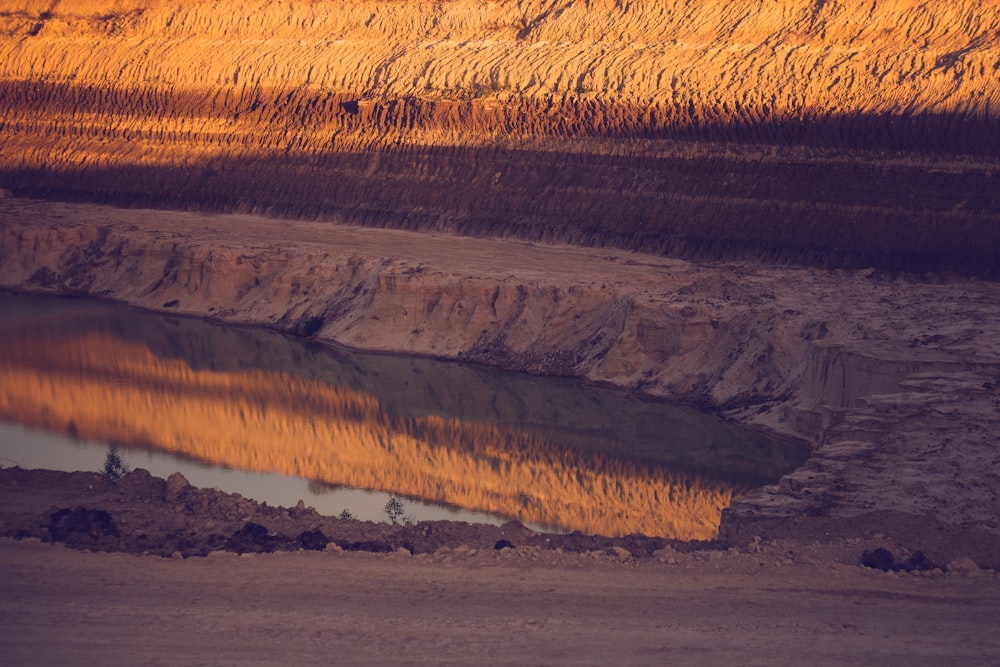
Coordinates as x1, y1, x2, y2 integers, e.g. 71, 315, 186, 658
1, 0, 999, 274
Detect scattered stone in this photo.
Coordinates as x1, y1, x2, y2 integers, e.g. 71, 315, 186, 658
165, 472, 190, 502
494, 539, 515, 550
170, 550, 183, 560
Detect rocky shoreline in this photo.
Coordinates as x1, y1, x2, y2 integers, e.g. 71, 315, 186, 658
4, 466, 996, 575
1, 466, 703, 560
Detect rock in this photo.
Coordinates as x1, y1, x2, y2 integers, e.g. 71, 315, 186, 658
49, 507, 118, 542
899, 550, 938, 572
861, 547, 896, 571
227, 522, 279, 554
170, 551, 183, 560
298, 529, 329, 551
608, 546, 632, 561
494, 539, 515, 551
165, 472, 191, 501
947, 556, 980, 574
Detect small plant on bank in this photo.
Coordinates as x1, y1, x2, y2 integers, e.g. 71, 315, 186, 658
385, 495, 413, 526
338, 508, 355, 520
102, 445, 131, 482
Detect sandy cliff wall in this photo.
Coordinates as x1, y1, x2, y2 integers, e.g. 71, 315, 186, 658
2, 0, 999, 274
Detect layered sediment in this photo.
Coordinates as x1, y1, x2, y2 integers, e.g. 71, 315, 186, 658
1, 0, 999, 274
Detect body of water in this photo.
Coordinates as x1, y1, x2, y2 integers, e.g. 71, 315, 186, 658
0, 290, 809, 538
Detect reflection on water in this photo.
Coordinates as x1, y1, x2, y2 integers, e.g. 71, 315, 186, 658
0, 290, 808, 538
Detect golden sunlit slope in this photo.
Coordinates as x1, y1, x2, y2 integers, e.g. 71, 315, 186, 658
4, 0, 998, 124
1, 0, 999, 272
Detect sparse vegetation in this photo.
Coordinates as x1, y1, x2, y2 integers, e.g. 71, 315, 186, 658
102, 446, 131, 482
384, 494, 415, 525
338, 508, 355, 520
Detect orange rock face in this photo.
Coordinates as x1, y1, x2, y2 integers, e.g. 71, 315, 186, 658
1, 1, 998, 273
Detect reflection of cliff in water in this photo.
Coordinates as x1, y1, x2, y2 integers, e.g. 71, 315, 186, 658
0, 291, 808, 538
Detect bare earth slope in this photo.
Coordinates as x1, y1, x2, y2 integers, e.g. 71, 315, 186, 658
2, 0, 999, 274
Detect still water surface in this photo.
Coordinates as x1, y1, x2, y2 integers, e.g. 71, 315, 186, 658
0, 290, 808, 538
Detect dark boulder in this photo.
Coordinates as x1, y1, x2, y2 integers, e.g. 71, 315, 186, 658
860, 547, 896, 571
899, 550, 939, 572
49, 507, 118, 543
298, 529, 329, 551
227, 522, 280, 554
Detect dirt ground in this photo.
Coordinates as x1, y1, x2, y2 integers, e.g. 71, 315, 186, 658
1, 467, 999, 665
3, 536, 999, 666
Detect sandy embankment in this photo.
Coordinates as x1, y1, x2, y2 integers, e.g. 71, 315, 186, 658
2, 197, 999, 560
